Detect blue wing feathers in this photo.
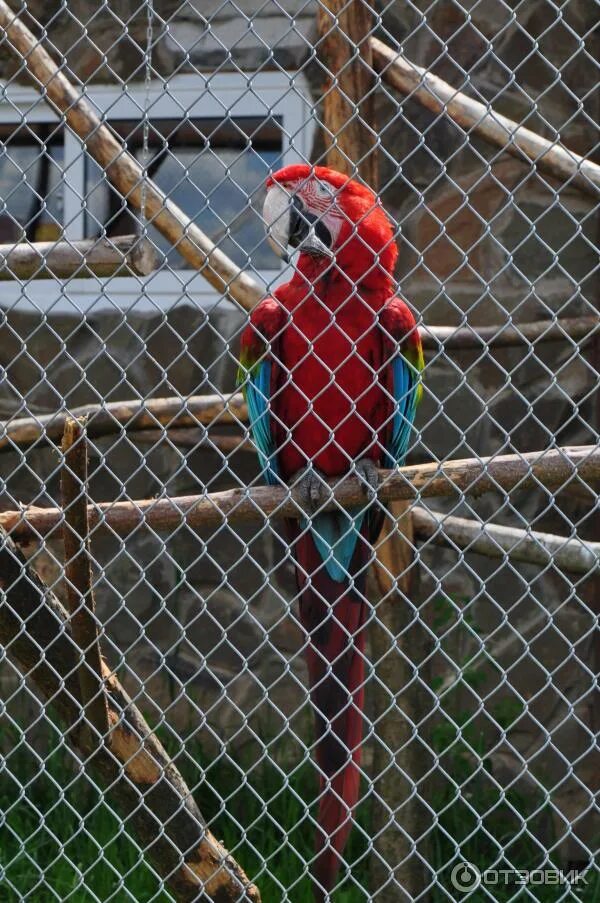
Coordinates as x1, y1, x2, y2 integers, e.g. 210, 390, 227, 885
245, 359, 279, 484
245, 358, 364, 582
385, 355, 418, 468
243, 330, 420, 582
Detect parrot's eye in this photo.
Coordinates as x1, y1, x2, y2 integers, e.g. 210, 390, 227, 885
314, 181, 332, 199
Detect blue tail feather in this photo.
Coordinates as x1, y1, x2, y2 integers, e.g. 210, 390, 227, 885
304, 509, 365, 583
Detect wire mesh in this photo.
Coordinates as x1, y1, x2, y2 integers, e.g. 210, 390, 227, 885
0, 1, 598, 900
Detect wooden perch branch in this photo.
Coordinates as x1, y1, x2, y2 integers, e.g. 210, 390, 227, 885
2, 313, 596, 455
371, 37, 600, 198
0, 392, 247, 452
1, 446, 598, 542
0, 0, 263, 311
423, 316, 599, 351
130, 429, 254, 454
0, 527, 260, 901
0, 235, 156, 280
412, 506, 599, 575
61, 418, 109, 740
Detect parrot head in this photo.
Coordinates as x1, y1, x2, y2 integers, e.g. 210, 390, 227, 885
264, 164, 398, 280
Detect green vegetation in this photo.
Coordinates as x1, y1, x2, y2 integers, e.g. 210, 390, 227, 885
0, 725, 370, 902
0, 597, 596, 900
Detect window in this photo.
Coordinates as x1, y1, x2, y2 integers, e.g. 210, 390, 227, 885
0, 123, 64, 242
0, 73, 314, 311
84, 117, 282, 271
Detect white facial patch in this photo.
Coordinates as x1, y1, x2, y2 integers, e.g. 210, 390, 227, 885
263, 183, 292, 259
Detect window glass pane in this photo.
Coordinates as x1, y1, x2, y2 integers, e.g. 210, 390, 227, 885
0, 131, 64, 242
142, 146, 279, 270
84, 118, 281, 270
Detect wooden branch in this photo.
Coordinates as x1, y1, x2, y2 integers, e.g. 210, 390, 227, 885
0, 393, 247, 452
412, 506, 599, 575
61, 418, 109, 739
130, 428, 255, 454
2, 312, 596, 455
0, 527, 260, 902
0, 1, 263, 311
423, 316, 599, 351
371, 37, 600, 198
2, 446, 597, 542
0, 235, 156, 280
317, 0, 378, 188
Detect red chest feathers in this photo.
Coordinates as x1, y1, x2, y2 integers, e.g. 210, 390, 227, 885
274, 296, 387, 477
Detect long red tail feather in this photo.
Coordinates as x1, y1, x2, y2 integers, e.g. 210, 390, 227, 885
289, 518, 373, 900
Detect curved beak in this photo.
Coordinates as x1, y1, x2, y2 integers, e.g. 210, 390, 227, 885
264, 185, 333, 261
287, 196, 333, 259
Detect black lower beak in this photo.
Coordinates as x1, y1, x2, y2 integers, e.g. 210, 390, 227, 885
288, 196, 332, 252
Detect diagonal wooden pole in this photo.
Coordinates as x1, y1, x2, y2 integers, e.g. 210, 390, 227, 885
0, 526, 261, 902
0, 0, 263, 311
371, 36, 600, 199
412, 506, 600, 575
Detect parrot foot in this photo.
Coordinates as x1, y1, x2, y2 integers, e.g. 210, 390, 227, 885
292, 466, 333, 514
353, 457, 379, 500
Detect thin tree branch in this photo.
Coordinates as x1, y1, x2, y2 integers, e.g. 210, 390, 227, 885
0, 235, 156, 280
2, 314, 596, 454
0, 393, 247, 452
371, 36, 600, 198
423, 316, 599, 351
61, 418, 110, 740
0, 0, 263, 311
129, 429, 254, 453
412, 506, 599, 575
1, 446, 597, 542
0, 527, 261, 902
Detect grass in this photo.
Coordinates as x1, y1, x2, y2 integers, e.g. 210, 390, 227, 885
0, 724, 371, 902
1, 594, 597, 900
1, 717, 597, 902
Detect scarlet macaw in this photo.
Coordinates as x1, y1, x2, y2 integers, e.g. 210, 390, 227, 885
238, 164, 423, 899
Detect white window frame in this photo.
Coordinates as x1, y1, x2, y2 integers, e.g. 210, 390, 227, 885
0, 71, 315, 312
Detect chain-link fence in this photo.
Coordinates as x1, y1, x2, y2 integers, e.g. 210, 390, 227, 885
0, 1, 598, 900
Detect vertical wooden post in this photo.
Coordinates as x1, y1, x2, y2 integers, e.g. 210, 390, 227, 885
317, 3, 426, 898
368, 504, 429, 901
317, 0, 379, 188
61, 417, 110, 741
